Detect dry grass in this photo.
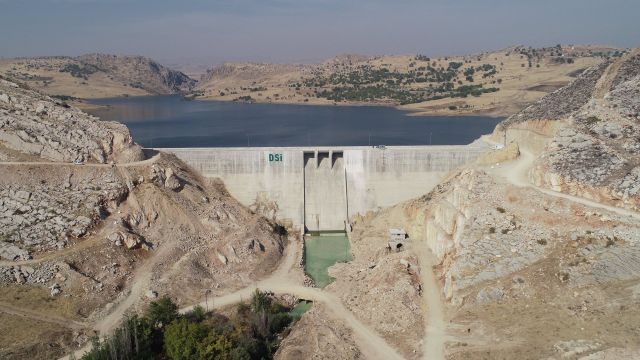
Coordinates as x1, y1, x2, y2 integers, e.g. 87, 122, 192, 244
195, 46, 608, 116
0, 313, 75, 360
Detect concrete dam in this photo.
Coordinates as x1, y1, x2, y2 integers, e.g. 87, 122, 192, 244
159, 144, 488, 232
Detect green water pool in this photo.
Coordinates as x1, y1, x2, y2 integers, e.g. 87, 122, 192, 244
304, 232, 352, 288
289, 300, 313, 319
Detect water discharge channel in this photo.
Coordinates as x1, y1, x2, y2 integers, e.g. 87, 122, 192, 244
303, 232, 352, 287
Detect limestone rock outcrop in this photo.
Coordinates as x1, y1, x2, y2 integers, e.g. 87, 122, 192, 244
0, 167, 128, 255
0, 76, 144, 163
526, 54, 640, 211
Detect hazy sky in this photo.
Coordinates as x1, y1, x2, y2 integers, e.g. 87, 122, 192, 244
1, 0, 638, 65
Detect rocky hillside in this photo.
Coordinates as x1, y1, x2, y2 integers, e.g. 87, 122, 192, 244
0, 76, 144, 163
308, 48, 640, 359
77, 54, 195, 94
0, 79, 286, 359
196, 45, 619, 116
0, 54, 195, 99
502, 50, 640, 211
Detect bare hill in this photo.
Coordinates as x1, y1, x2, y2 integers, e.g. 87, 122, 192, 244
195, 45, 623, 116
0, 54, 195, 99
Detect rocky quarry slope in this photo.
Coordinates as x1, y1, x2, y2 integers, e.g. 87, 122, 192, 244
0, 78, 286, 359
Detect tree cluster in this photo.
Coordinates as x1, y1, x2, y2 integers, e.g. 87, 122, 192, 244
81, 290, 294, 360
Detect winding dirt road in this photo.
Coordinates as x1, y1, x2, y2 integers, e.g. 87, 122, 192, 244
61, 235, 405, 360
182, 237, 405, 360
491, 148, 640, 220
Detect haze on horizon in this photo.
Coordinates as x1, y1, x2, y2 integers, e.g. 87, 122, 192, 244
1, 0, 639, 66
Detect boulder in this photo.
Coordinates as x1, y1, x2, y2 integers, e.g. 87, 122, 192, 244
14, 190, 31, 203
0, 243, 31, 261
123, 233, 143, 249
164, 168, 181, 190
107, 232, 123, 243
50, 283, 61, 297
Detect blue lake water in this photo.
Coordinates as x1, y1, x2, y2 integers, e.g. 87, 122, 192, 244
87, 96, 502, 148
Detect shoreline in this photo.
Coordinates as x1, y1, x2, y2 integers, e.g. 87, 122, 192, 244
74, 93, 511, 119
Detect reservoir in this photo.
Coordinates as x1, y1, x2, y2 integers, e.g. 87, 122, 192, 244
87, 96, 502, 147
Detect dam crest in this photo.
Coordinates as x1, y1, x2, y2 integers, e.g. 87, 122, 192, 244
159, 144, 489, 233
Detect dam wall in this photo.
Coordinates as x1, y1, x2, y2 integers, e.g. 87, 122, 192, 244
160, 144, 488, 232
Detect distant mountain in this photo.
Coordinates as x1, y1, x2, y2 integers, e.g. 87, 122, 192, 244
0, 54, 196, 99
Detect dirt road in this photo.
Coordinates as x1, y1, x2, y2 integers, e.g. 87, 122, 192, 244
490, 148, 640, 220
0, 152, 161, 168
61, 234, 405, 360
413, 242, 446, 360
182, 236, 405, 360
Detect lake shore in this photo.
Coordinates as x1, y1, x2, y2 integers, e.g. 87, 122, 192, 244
85, 95, 503, 148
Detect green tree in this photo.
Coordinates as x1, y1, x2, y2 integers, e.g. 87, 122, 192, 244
164, 319, 208, 360
187, 305, 206, 323
197, 331, 236, 359
81, 315, 154, 360
146, 297, 179, 328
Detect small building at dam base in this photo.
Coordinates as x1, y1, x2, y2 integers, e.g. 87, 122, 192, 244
158, 144, 488, 233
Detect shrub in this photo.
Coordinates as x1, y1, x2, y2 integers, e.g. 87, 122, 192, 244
186, 305, 205, 323
164, 319, 208, 360
146, 296, 179, 328
585, 116, 600, 125
496, 207, 506, 213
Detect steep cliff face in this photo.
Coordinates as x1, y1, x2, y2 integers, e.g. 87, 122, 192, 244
0, 77, 144, 163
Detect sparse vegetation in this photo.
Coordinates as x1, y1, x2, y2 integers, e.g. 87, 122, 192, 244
234, 95, 254, 102
585, 116, 601, 125
302, 61, 501, 104
81, 291, 296, 360
59, 63, 100, 80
